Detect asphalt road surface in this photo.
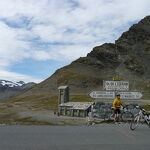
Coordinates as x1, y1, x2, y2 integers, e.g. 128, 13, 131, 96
0, 123, 149, 150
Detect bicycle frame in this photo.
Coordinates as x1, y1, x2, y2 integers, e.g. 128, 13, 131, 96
138, 107, 150, 124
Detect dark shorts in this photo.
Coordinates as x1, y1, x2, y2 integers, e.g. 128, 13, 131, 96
114, 108, 121, 114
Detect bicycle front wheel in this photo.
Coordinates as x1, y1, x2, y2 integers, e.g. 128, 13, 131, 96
130, 114, 140, 130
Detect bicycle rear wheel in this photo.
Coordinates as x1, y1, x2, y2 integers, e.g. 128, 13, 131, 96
130, 114, 140, 130
108, 113, 115, 120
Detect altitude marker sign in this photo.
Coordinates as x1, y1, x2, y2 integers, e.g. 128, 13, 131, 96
89, 91, 115, 99
103, 81, 129, 91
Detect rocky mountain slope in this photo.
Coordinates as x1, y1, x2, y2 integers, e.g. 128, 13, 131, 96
0, 80, 36, 101
7, 16, 150, 105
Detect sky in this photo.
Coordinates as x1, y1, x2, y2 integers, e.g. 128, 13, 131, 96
0, 0, 150, 83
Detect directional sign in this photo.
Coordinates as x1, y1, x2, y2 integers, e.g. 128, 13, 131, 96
119, 92, 143, 99
89, 91, 115, 99
103, 81, 129, 91
89, 91, 142, 99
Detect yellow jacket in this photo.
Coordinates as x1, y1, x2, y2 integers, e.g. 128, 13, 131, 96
112, 98, 123, 109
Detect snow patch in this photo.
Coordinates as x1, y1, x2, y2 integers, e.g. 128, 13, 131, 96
0, 80, 26, 87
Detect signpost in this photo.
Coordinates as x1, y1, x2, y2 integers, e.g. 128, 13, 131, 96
103, 81, 129, 91
89, 79, 143, 100
119, 92, 143, 99
89, 91, 143, 99
89, 91, 115, 99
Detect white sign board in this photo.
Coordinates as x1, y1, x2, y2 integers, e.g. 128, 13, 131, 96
103, 81, 129, 91
89, 91, 115, 99
119, 92, 143, 99
89, 91, 142, 99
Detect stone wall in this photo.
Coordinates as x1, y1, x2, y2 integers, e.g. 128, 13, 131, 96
90, 102, 139, 119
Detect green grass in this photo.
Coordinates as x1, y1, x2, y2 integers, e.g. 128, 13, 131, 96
7, 94, 93, 112
31, 95, 58, 111
57, 71, 102, 84
141, 105, 150, 111
8, 95, 45, 103
70, 95, 93, 102
5, 94, 59, 112
5, 91, 94, 115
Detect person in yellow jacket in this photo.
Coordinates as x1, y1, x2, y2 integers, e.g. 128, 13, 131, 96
112, 94, 123, 122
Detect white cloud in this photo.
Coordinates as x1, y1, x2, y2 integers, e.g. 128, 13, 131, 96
0, 0, 150, 81
0, 22, 30, 68
31, 50, 53, 61
0, 70, 41, 83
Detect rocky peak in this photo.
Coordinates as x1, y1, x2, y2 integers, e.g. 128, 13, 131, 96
16, 81, 25, 85
116, 16, 150, 51
138, 15, 150, 26
87, 43, 119, 63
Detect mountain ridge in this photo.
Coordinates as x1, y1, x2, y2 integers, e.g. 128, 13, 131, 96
0, 80, 36, 101
6, 16, 150, 104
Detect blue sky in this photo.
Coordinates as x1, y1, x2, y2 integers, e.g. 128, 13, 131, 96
0, 0, 150, 83
10, 59, 69, 79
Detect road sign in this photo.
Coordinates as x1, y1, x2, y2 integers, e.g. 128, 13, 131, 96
103, 81, 129, 91
89, 91, 115, 99
119, 92, 143, 99
89, 91, 142, 99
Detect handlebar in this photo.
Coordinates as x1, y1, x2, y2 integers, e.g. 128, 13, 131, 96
135, 105, 146, 112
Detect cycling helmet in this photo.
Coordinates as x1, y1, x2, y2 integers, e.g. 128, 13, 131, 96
116, 93, 120, 96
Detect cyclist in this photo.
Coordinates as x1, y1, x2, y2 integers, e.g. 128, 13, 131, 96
112, 94, 123, 122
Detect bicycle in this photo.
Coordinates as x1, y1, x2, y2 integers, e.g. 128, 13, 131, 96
130, 106, 150, 130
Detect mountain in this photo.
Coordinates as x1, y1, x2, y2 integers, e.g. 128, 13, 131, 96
0, 80, 36, 101
6, 16, 150, 109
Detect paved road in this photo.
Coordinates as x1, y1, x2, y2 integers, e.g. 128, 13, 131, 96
0, 123, 149, 150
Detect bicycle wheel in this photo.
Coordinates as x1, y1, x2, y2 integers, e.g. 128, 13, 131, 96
144, 115, 150, 128
146, 120, 150, 128
122, 112, 134, 123
130, 114, 140, 130
108, 113, 115, 121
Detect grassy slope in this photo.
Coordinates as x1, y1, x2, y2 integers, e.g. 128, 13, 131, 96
0, 94, 94, 125
141, 105, 150, 111
6, 94, 93, 111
